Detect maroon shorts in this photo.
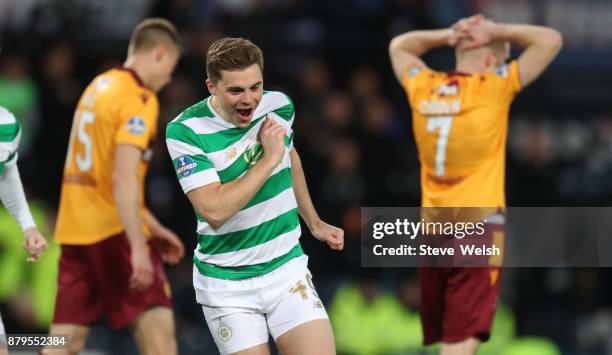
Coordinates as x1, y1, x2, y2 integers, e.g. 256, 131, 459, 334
419, 266, 501, 345
53, 233, 172, 329
419, 216, 504, 345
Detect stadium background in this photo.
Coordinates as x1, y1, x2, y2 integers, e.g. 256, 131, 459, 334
1, 0, 612, 354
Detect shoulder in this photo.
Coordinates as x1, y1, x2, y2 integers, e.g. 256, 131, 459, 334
0, 107, 17, 125
0, 107, 21, 141
258, 90, 294, 121
174, 98, 215, 123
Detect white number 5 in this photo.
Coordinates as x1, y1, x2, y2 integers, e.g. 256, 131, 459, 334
66, 110, 95, 172
427, 116, 452, 176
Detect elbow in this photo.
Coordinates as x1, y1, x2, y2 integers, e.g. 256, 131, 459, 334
389, 36, 402, 56
196, 206, 228, 230
547, 28, 563, 51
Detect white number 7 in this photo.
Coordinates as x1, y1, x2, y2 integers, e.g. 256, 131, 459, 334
427, 116, 452, 176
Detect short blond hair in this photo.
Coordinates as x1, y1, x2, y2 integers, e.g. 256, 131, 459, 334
128, 18, 180, 55
206, 37, 264, 83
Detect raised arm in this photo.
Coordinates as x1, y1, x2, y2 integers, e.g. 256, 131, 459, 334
389, 29, 453, 83
497, 24, 562, 87
185, 118, 286, 229
453, 17, 563, 87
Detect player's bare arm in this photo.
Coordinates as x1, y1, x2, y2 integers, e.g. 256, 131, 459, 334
144, 209, 185, 265
186, 117, 286, 229
0, 154, 48, 262
112, 144, 153, 290
290, 149, 344, 251
389, 28, 453, 82
452, 17, 563, 87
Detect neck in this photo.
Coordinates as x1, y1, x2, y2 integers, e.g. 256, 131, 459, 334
210, 95, 231, 124
455, 61, 489, 74
123, 56, 150, 88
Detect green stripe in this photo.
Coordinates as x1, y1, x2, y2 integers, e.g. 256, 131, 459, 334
243, 168, 292, 209
177, 98, 214, 121
273, 103, 294, 121
0, 152, 16, 175
166, 121, 199, 146
172, 155, 214, 180
198, 208, 299, 254
0, 123, 19, 142
217, 150, 252, 183
193, 243, 303, 280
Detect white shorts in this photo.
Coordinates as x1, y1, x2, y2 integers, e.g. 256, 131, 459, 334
0, 312, 6, 349
196, 256, 329, 354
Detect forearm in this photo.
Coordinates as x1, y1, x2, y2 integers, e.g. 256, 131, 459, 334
493, 23, 561, 49
0, 163, 36, 232
290, 150, 320, 230
390, 29, 453, 57
193, 157, 278, 228
113, 175, 146, 248
144, 208, 164, 235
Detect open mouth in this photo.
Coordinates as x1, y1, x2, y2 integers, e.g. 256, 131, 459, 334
236, 108, 253, 122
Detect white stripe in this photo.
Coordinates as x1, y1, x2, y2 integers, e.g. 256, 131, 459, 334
252, 91, 291, 119
180, 169, 220, 193
194, 224, 301, 266
197, 187, 297, 235
166, 138, 206, 159
0, 108, 16, 125
181, 116, 231, 135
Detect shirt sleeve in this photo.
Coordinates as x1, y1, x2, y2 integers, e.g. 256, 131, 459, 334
0, 115, 21, 175
401, 65, 430, 106
490, 60, 522, 101
166, 121, 220, 194
115, 91, 159, 150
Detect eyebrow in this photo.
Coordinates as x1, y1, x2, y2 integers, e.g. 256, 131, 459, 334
226, 81, 263, 91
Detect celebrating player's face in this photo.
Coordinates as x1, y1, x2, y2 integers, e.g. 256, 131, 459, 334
210, 64, 263, 128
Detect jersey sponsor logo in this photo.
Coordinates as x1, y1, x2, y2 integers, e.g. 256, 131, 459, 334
438, 80, 459, 96
126, 116, 146, 135
217, 321, 233, 342
176, 155, 197, 177
225, 147, 237, 161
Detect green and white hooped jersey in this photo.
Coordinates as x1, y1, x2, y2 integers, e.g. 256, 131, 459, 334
166, 91, 301, 280
0, 107, 21, 176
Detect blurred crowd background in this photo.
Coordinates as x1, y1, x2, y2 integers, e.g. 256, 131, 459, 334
1, 0, 612, 354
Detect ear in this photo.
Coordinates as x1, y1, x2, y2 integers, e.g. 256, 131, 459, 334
206, 78, 216, 95
485, 51, 496, 69
155, 45, 166, 62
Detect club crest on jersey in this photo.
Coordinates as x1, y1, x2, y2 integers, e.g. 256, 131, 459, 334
175, 155, 197, 177
218, 321, 233, 342
438, 80, 459, 96
243, 142, 263, 165
127, 116, 146, 135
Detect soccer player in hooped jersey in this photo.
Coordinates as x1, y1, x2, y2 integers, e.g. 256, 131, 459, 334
389, 15, 562, 355
48, 19, 185, 355
166, 37, 344, 355
0, 105, 48, 352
